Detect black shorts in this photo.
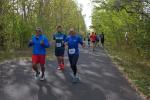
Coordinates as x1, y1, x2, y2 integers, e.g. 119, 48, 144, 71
101, 39, 104, 43
92, 41, 96, 43
55, 48, 65, 57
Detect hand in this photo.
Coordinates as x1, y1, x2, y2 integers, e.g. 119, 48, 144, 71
40, 40, 44, 45
30, 40, 33, 43
28, 40, 34, 47
64, 42, 68, 49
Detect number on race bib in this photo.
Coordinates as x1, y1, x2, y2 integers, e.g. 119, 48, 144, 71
56, 43, 62, 47
69, 48, 75, 54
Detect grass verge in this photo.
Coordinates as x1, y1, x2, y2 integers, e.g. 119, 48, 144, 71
0, 48, 55, 62
106, 47, 150, 100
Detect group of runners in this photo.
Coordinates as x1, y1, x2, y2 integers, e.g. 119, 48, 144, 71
29, 26, 85, 83
87, 32, 105, 51
28, 26, 105, 83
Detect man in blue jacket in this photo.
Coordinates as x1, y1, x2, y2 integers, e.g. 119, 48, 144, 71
29, 27, 50, 81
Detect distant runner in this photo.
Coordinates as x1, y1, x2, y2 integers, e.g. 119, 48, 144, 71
96, 34, 101, 47
28, 27, 50, 81
88, 33, 91, 47
100, 32, 105, 47
53, 26, 66, 70
65, 28, 85, 83
90, 32, 96, 51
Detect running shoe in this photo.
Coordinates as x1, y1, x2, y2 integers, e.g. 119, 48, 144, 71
60, 63, 65, 70
35, 72, 40, 80
40, 75, 45, 81
57, 67, 61, 70
72, 75, 80, 83
57, 64, 61, 70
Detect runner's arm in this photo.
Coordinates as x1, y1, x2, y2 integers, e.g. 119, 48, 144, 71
78, 37, 85, 48
43, 36, 50, 48
64, 36, 68, 48
28, 37, 34, 47
63, 34, 67, 44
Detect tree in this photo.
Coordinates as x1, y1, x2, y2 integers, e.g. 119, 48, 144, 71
92, 0, 150, 56
0, 0, 86, 50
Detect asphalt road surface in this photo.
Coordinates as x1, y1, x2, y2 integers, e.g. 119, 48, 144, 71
0, 47, 143, 100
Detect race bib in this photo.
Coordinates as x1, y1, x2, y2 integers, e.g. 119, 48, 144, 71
69, 48, 76, 54
56, 43, 62, 47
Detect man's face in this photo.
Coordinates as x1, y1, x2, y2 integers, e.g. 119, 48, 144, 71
57, 27, 62, 32
36, 30, 41, 36
70, 30, 76, 35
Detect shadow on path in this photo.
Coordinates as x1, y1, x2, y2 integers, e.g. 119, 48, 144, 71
0, 47, 142, 100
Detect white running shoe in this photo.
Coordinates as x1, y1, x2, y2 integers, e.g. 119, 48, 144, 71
40, 75, 45, 81
57, 67, 61, 70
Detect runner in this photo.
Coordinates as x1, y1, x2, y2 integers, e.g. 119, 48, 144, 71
65, 28, 85, 83
95, 33, 98, 47
100, 32, 105, 47
28, 27, 50, 81
90, 32, 96, 51
88, 33, 91, 47
96, 34, 100, 47
53, 26, 66, 70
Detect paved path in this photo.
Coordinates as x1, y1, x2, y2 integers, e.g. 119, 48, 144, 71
0, 47, 143, 100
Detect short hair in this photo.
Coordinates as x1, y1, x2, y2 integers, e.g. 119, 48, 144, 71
57, 25, 62, 29
35, 27, 42, 32
69, 28, 75, 32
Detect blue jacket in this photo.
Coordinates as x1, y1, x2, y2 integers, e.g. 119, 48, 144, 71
65, 34, 83, 55
29, 34, 50, 55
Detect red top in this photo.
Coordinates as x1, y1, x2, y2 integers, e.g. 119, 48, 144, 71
90, 35, 96, 42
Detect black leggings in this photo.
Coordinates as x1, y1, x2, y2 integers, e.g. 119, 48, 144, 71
68, 54, 79, 76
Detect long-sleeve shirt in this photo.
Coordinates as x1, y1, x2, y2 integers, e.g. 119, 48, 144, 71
29, 34, 50, 55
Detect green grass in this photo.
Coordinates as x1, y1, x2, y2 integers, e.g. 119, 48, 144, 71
106, 46, 150, 99
0, 48, 55, 62
0, 49, 31, 62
